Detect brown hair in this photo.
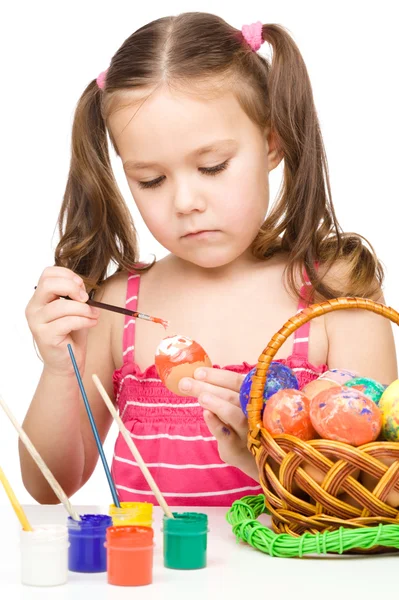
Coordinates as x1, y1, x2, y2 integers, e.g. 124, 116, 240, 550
55, 11, 383, 300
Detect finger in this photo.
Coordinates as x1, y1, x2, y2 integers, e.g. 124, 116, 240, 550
193, 367, 245, 393
199, 393, 248, 443
39, 298, 100, 325
39, 315, 98, 340
203, 410, 236, 440
33, 276, 88, 307
37, 266, 84, 286
179, 377, 240, 405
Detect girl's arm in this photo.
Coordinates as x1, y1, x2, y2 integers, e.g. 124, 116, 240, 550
20, 274, 116, 503
322, 262, 398, 384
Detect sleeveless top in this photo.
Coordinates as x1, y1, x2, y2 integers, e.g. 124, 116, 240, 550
111, 271, 328, 506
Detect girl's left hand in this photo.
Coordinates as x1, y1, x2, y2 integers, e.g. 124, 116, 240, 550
178, 367, 251, 469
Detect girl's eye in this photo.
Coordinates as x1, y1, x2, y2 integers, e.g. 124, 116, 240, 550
137, 160, 230, 190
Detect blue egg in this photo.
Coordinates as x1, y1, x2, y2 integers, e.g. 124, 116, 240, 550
239, 362, 299, 415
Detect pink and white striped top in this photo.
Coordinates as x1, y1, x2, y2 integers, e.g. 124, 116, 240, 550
111, 271, 328, 506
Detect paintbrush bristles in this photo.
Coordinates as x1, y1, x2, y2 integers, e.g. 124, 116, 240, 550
92, 374, 174, 519
0, 466, 33, 531
0, 394, 81, 522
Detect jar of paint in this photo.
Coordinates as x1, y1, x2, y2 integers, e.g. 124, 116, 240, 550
67, 514, 112, 573
163, 512, 208, 570
109, 501, 153, 527
105, 525, 154, 586
20, 525, 69, 586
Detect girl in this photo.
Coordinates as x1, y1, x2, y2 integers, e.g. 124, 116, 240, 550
22, 13, 397, 506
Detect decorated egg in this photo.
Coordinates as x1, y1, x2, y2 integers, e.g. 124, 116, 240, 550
378, 380, 399, 441
344, 377, 385, 404
309, 386, 382, 446
318, 368, 359, 385
239, 362, 299, 415
360, 455, 399, 507
302, 378, 340, 400
155, 335, 212, 396
262, 389, 316, 440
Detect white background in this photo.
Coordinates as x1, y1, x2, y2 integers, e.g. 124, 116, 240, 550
0, 0, 398, 505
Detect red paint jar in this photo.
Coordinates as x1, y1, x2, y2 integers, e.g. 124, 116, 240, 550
105, 526, 154, 587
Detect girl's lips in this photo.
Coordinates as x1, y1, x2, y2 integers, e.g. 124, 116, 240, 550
182, 230, 219, 239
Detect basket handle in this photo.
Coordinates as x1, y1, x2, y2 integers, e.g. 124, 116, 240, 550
247, 297, 399, 434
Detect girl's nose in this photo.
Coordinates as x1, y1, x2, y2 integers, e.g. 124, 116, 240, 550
173, 180, 206, 214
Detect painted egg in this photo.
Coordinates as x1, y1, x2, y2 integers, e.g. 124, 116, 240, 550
239, 363, 299, 415
309, 386, 382, 446
318, 368, 359, 385
262, 389, 316, 440
378, 380, 399, 441
302, 378, 340, 400
344, 377, 385, 404
155, 335, 212, 396
360, 455, 399, 507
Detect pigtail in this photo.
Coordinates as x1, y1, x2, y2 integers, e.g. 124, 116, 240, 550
54, 80, 142, 292
251, 24, 383, 301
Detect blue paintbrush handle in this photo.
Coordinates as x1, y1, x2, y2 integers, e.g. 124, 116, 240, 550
67, 344, 120, 507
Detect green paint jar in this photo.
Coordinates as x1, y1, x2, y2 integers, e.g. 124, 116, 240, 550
162, 512, 208, 570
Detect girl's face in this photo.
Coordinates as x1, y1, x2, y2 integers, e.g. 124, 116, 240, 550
108, 85, 281, 269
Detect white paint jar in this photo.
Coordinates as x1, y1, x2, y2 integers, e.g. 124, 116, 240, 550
20, 524, 69, 586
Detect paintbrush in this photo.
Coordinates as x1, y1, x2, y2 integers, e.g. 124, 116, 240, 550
0, 393, 81, 522
67, 343, 120, 507
33, 287, 169, 328
92, 374, 175, 519
0, 465, 33, 531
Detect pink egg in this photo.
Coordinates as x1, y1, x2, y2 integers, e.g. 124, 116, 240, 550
262, 389, 316, 441
309, 386, 382, 446
318, 369, 359, 385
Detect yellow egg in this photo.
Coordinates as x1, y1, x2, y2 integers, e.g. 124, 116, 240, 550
378, 380, 399, 441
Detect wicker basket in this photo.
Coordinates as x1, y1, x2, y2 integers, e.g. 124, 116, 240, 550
230, 297, 399, 555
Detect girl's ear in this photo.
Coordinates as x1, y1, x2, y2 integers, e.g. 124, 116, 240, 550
265, 128, 283, 172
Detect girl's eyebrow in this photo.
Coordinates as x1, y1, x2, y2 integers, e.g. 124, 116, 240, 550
123, 138, 237, 171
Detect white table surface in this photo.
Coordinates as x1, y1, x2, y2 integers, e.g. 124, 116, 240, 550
0, 503, 397, 599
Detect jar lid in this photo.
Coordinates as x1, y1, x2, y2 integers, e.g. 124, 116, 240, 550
163, 512, 208, 534
109, 501, 153, 517
67, 514, 112, 532
106, 525, 154, 547
20, 524, 68, 544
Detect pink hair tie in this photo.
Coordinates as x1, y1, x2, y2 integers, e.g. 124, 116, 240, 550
96, 68, 108, 90
241, 21, 264, 52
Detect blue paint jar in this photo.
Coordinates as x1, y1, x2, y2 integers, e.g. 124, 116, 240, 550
67, 514, 112, 573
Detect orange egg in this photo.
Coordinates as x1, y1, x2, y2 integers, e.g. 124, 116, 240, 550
155, 335, 212, 396
302, 378, 340, 400
262, 389, 316, 440
309, 386, 382, 446
360, 456, 399, 507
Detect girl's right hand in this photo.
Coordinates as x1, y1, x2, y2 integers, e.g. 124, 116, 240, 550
25, 266, 100, 377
